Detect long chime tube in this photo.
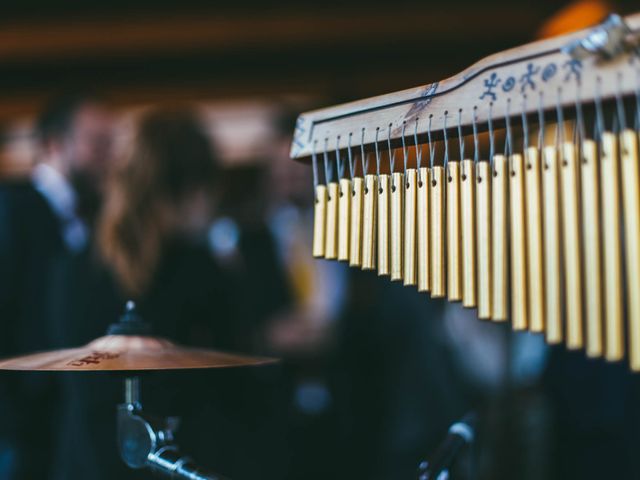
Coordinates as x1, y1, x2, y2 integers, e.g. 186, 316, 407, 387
417, 167, 431, 292
581, 139, 603, 358
312, 185, 328, 258
362, 175, 378, 270
509, 153, 528, 331
338, 178, 352, 262
524, 147, 544, 333
447, 162, 462, 301
350, 177, 365, 267
404, 169, 418, 286
601, 132, 623, 361
390, 172, 405, 281
560, 142, 584, 350
461, 159, 477, 307
476, 161, 492, 319
325, 182, 339, 260
378, 174, 391, 276
621, 129, 640, 371
430, 166, 446, 298
491, 155, 509, 321
542, 146, 563, 344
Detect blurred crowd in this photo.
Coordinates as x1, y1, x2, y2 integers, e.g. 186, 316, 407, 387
0, 83, 639, 480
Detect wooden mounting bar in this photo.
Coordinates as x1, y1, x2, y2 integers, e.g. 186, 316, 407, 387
291, 13, 640, 162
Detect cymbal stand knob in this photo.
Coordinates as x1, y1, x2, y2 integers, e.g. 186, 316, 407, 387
117, 377, 230, 480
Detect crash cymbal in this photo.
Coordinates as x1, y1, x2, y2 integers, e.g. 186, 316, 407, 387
0, 335, 278, 372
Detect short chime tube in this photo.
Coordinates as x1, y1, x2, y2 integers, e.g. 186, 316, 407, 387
560, 142, 583, 350
542, 146, 563, 344
621, 129, 640, 371
390, 172, 405, 281
601, 132, 624, 361
338, 178, 352, 262
377, 174, 391, 276
509, 153, 528, 331
312, 184, 328, 258
581, 139, 603, 358
350, 177, 365, 267
524, 146, 544, 333
491, 155, 509, 321
325, 182, 339, 260
431, 166, 446, 298
404, 169, 418, 286
461, 159, 476, 307
417, 167, 431, 292
362, 174, 378, 270
476, 161, 492, 319
447, 162, 462, 301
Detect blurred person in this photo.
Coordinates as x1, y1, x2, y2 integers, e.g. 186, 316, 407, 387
50, 107, 287, 480
0, 93, 114, 479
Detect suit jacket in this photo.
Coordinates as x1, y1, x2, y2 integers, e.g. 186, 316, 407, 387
0, 180, 66, 479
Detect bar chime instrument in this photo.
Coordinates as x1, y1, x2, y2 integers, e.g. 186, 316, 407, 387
292, 14, 640, 370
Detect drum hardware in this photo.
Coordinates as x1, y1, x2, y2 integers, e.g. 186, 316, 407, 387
417, 412, 476, 480
0, 302, 278, 478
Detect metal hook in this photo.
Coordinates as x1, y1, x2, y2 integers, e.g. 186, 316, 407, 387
311, 140, 320, 188
387, 123, 396, 189
537, 91, 546, 154
443, 112, 450, 171
401, 121, 409, 177
521, 94, 529, 151
427, 115, 435, 169
374, 127, 382, 177
615, 71, 627, 132
457, 109, 465, 161
556, 87, 566, 147
594, 78, 605, 140
323, 138, 333, 184
488, 102, 495, 167
472, 107, 479, 164
360, 127, 368, 176
347, 133, 355, 180
504, 99, 513, 158
414, 117, 423, 184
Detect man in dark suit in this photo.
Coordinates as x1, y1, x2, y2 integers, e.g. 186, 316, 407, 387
0, 94, 114, 479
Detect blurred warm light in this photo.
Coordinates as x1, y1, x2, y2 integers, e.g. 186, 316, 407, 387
537, 0, 612, 38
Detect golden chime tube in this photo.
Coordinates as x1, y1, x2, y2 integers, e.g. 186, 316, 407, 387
621, 129, 640, 371
404, 169, 418, 286
476, 161, 492, 319
417, 167, 430, 292
349, 177, 365, 267
542, 146, 563, 344
325, 182, 339, 260
461, 159, 476, 307
430, 166, 446, 297
390, 172, 404, 281
362, 174, 378, 270
491, 155, 509, 321
560, 142, 583, 350
581, 139, 603, 358
509, 153, 528, 331
312, 184, 328, 258
377, 174, 391, 276
601, 132, 623, 361
338, 178, 352, 262
447, 162, 462, 301
524, 147, 544, 333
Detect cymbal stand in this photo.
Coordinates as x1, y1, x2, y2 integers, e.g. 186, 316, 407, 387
117, 376, 230, 480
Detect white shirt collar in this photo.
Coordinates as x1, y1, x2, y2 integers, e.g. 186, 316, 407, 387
32, 163, 88, 252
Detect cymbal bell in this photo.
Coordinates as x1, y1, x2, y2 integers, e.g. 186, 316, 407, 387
0, 335, 278, 372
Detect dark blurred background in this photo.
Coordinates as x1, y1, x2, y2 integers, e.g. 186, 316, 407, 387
0, 2, 640, 480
